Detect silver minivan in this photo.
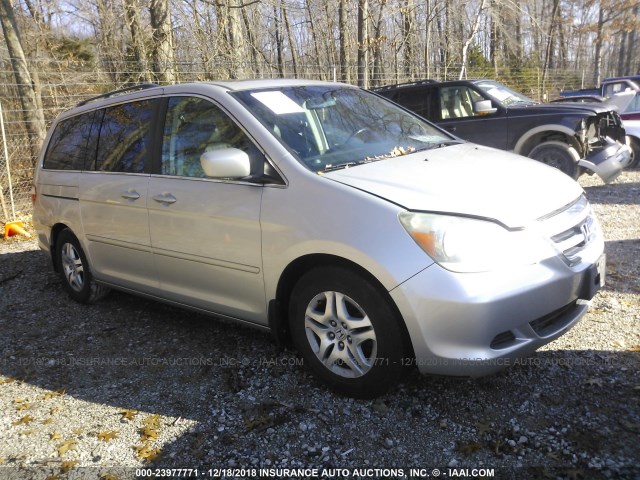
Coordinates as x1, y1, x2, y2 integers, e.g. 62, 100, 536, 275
33, 80, 606, 398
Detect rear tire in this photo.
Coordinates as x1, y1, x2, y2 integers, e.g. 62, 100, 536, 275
289, 266, 410, 398
55, 229, 110, 304
529, 141, 580, 179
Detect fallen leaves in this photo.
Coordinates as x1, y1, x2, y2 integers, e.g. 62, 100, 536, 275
12, 415, 35, 426
97, 430, 119, 442
142, 414, 161, 429
50, 431, 62, 441
39, 390, 65, 401
57, 440, 78, 456
133, 414, 163, 462
100, 474, 121, 480
14, 398, 32, 411
120, 409, 137, 421
61, 460, 78, 473
134, 444, 160, 462
140, 427, 159, 441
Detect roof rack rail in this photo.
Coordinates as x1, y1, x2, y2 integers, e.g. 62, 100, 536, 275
76, 83, 160, 107
374, 79, 437, 90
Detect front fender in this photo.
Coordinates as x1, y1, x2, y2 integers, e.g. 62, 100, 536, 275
513, 124, 578, 156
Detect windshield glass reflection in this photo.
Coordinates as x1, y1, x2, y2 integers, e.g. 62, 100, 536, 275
233, 86, 455, 172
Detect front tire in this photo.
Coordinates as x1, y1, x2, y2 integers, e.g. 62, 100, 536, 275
289, 266, 410, 398
55, 229, 109, 304
529, 141, 580, 179
627, 136, 639, 169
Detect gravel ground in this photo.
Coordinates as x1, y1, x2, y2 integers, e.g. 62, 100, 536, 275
0, 171, 639, 480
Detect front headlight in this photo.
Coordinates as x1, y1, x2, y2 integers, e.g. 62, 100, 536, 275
399, 212, 555, 273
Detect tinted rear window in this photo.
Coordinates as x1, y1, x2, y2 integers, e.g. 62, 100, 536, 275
95, 100, 154, 173
43, 112, 95, 170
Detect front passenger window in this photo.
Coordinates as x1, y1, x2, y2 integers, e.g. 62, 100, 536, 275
162, 97, 254, 178
439, 87, 481, 119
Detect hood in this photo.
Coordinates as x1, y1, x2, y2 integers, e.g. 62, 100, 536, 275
324, 143, 584, 229
507, 101, 612, 116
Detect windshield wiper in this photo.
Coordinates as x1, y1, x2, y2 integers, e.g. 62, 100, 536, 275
321, 144, 428, 173
420, 140, 463, 150
322, 161, 361, 172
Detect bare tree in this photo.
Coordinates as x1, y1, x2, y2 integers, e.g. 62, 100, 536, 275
338, 0, 348, 82
0, 0, 47, 159
357, 0, 369, 87
150, 0, 176, 83
459, 0, 488, 80
124, 0, 151, 83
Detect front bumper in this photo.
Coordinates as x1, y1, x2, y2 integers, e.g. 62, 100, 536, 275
389, 251, 604, 377
579, 139, 632, 183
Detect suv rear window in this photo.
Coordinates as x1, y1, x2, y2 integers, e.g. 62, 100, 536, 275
42, 112, 95, 170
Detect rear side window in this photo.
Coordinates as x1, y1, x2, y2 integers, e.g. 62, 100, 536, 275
43, 112, 95, 170
96, 100, 154, 173
394, 90, 429, 119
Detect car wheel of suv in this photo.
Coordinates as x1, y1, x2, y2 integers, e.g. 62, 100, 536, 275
289, 266, 410, 398
529, 141, 579, 179
627, 136, 640, 169
56, 229, 110, 304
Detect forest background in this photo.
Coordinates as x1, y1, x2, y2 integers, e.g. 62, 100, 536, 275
1, 0, 639, 216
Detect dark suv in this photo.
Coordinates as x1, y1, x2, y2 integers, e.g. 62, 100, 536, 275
375, 79, 631, 183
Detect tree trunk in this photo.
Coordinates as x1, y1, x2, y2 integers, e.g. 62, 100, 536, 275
371, 2, 385, 86
339, 0, 348, 82
593, 5, 604, 86
124, 0, 151, 83
305, 0, 322, 78
424, 0, 432, 79
624, 4, 638, 75
0, 0, 47, 160
541, 0, 560, 87
402, 0, 414, 80
281, 1, 298, 77
226, 0, 247, 79
240, 4, 261, 77
618, 31, 628, 76
150, 0, 177, 84
357, 0, 369, 87
96, 0, 123, 84
459, 0, 487, 80
273, 4, 284, 77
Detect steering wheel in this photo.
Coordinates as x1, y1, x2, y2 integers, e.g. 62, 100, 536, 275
345, 128, 372, 144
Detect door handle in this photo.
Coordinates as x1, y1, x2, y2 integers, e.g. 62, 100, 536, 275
152, 193, 177, 204
121, 190, 140, 200
445, 125, 457, 132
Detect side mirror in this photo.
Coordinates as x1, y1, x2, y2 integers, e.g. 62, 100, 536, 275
200, 148, 250, 179
474, 100, 497, 115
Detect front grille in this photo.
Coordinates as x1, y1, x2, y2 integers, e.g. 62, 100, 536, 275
538, 195, 598, 265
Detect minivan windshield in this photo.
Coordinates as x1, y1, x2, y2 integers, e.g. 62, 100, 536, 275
475, 80, 536, 107
232, 85, 456, 173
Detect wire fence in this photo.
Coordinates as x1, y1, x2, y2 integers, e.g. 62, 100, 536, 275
0, 58, 597, 223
